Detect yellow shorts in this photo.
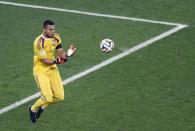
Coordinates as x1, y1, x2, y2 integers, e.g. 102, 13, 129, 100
34, 68, 64, 103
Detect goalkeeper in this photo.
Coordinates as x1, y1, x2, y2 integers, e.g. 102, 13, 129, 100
29, 20, 76, 123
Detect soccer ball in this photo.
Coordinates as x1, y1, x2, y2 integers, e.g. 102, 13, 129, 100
100, 39, 114, 53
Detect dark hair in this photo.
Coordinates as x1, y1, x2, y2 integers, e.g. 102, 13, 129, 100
42, 20, 55, 28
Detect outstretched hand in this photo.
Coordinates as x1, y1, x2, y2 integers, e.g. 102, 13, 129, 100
55, 44, 76, 65
67, 44, 76, 57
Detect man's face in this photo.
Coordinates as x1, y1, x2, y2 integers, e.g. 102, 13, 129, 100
43, 25, 55, 38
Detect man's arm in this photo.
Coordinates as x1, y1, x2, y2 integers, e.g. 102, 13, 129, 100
56, 47, 68, 59
41, 45, 76, 65
42, 58, 55, 65
56, 44, 76, 59
42, 57, 66, 65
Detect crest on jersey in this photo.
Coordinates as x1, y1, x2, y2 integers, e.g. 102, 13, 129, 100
40, 50, 46, 56
52, 39, 58, 46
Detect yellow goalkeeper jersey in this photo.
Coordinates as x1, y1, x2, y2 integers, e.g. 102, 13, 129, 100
33, 33, 62, 75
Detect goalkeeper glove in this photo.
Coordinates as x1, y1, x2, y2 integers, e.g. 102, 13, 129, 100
54, 56, 68, 64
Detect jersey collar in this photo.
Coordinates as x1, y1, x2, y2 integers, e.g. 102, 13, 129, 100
41, 34, 51, 40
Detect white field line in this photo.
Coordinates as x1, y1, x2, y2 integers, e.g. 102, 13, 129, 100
0, 25, 188, 115
0, 1, 187, 27
0, 1, 188, 115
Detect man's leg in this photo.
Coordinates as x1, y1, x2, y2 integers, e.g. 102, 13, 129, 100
29, 73, 53, 122
35, 69, 64, 120
36, 69, 64, 120
31, 74, 53, 111
50, 68, 64, 102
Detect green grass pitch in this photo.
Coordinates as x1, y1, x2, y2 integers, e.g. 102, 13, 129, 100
0, 0, 195, 131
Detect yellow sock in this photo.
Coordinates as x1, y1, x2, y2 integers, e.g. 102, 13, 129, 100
41, 97, 61, 109
31, 98, 47, 111
42, 103, 49, 109
31, 97, 62, 111
41, 97, 60, 109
